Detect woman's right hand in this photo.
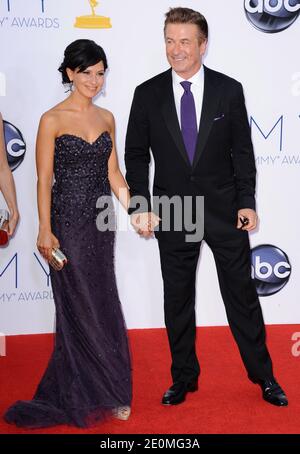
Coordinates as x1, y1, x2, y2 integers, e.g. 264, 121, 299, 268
37, 228, 60, 262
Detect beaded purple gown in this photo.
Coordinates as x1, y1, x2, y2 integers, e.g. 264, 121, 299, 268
4, 131, 132, 428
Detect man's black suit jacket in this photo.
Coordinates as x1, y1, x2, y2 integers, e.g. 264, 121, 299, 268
125, 65, 256, 241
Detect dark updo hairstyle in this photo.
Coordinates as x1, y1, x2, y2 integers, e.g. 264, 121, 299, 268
58, 39, 108, 84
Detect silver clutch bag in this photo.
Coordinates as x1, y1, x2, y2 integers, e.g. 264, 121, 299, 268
49, 247, 68, 271
0, 209, 9, 246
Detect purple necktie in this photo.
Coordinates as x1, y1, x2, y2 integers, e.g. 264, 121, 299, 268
180, 81, 198, 164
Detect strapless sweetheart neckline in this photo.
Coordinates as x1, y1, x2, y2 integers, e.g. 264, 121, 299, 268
55, 131, 110, 146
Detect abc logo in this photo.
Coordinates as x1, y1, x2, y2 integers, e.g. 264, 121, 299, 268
251, 244, 291, 296
3, 120, 26, 171
244, 0, 300, 33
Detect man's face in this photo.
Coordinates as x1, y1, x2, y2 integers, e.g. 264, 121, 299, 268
165, 23, 207, 79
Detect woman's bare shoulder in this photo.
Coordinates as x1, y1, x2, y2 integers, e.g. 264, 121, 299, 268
95, 106, 115, 129
39, 102, 68, 131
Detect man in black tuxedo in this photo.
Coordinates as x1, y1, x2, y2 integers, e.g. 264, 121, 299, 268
125, 7, 287, 407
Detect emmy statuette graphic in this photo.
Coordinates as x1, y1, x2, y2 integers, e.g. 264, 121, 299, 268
74, 0, 112, 29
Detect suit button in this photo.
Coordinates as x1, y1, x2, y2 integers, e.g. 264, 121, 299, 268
190, 176, 195, 182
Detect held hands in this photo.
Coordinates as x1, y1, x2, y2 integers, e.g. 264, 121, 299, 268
237, 209, 258, 231
131, 212, 160, 238
37, 228, 60, 261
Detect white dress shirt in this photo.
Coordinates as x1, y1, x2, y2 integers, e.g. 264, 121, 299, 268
172, 65, 204, 130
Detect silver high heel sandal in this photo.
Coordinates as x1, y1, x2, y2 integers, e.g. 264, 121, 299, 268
113, 406, 131, 420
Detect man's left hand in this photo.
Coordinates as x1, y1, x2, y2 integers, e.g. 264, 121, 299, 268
237, 208, 258, 231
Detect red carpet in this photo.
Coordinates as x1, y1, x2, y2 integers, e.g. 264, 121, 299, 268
0, 325, 299, 434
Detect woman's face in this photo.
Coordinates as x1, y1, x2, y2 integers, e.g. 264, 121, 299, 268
67, 61, 105, 98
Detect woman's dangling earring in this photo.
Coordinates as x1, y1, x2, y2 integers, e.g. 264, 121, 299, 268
64, 80, 73, 94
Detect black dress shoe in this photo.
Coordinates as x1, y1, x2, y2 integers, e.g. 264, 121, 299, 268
250, 377, 288, 406
162, 380, 198, 405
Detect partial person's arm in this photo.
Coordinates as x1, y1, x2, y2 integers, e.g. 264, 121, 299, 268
230, 83, 257, 231
36, 113, 60, 261
0, 112, 19, 236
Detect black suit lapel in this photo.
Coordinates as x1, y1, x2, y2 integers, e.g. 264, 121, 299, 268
192, 66, 222, 169
160, 70, 191, 168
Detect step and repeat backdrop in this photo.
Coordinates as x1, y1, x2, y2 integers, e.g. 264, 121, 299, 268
0, 0, 299, 334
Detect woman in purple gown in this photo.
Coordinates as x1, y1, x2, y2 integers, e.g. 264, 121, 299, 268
4, 40, 133, 428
